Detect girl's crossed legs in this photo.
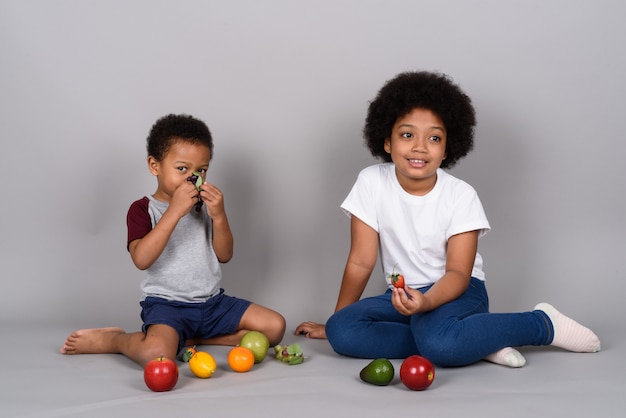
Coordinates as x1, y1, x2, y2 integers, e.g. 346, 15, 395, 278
325, 278, 594, 367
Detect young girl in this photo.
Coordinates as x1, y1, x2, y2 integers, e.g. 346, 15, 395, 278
295, 71, 600, 368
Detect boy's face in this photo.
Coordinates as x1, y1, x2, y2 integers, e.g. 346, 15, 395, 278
148, 139, 211, 203
384, 107, 447, 195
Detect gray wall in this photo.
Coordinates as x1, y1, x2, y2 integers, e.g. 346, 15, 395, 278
1, 1, 624, 343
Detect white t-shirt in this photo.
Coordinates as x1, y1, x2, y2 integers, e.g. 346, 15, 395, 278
340, 163, 490, 289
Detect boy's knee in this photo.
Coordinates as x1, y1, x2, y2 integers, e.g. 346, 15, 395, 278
266, 314, 286, 346
141, 324, 180, 362
141, 345, 178, 365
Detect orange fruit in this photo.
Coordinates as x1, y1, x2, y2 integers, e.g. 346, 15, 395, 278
228, 346, 255, 372
189, 351, 217, 378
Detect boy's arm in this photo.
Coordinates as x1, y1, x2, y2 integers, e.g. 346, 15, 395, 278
200, 182, 233, 263
129, 183, 198, 270
211, 214, 233, 263
392, 230, 478, 314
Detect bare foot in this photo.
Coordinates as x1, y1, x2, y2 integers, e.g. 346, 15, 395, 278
60, 327, 126, 355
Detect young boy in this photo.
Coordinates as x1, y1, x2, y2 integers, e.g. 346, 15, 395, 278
61, 114, 285, 366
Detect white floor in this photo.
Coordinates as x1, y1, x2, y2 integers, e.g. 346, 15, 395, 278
1, 322, 623, 418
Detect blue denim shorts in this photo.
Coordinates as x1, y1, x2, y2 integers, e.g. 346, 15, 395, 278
140, 289, 251, 350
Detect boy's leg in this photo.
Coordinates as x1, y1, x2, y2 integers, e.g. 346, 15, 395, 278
236, 303, 286, 346
61, 327, 126, 355
189, 303, 286, 347
61, 324, 180, 367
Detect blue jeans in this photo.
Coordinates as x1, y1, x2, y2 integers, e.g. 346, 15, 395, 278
326, 278, 553, 367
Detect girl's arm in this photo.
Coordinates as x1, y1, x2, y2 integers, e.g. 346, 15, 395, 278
200, 182, 233, 263
392, 230, 478, 315
334, 215, 379, 311
295, 215, 378, 338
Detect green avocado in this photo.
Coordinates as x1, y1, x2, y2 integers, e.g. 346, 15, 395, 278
359, 358, 394, 386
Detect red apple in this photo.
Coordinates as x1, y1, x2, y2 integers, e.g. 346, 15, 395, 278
144, 355, 179, 392
399, 355, 435, 391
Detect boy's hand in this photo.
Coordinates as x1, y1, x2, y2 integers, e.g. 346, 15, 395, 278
169, 181, 200, 218
198, 182, 226, 220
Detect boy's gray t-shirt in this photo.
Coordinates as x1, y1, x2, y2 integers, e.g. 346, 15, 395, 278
127, 196, 222, 302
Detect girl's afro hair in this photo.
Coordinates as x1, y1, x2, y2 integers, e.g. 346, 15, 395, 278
363, 71, 476, 169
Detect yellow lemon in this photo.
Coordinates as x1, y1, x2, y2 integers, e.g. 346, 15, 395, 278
189, 351, 217, 378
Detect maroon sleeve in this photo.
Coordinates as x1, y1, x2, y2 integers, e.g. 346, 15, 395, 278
127, 197, 152, 250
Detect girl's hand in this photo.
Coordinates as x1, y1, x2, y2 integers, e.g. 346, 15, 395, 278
391, 286, 429, 316
199, 182, 226, 220
294, 322, 327, 339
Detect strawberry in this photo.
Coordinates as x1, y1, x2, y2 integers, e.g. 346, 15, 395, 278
391, 273, 405, 288
389, 264, 405, 288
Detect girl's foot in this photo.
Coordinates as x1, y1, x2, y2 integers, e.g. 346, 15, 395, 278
484, 347, 526, 368
534, 303, 601, 352
60, 327, 125, 354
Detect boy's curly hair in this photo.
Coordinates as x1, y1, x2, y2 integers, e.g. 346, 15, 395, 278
363, 71, 476, 169
147, 114, 214, 161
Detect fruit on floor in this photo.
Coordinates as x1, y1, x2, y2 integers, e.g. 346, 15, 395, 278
400, 355, 435, 390
180, 346, 197, 362
239, 331, 270, 364
359, 358, 394, 386
228, 346, 255, 372
189, 351, 217, 378
144, 355, 179, 392
274, 344, 304, 365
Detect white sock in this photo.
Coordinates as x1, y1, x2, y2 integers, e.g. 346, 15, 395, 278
534, 303, 601, 352
484, 347, 526, 368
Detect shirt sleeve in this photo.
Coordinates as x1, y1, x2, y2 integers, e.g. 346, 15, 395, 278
340, 166, 379, 232
126, 197, 152, 250
446, 185, 491, 240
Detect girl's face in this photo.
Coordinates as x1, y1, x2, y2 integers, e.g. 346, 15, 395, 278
148, 139, 211, 202
384, 107, 447, 195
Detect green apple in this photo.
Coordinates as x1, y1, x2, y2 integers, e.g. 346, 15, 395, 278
239, 331, 270, 363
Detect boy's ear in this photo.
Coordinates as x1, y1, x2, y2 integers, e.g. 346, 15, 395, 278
147, 156, 159, 176
384, 138, 391, 154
